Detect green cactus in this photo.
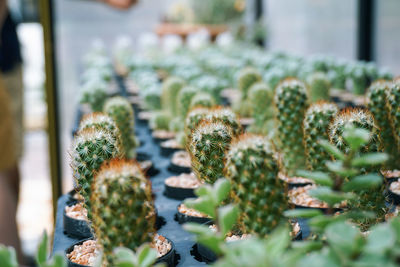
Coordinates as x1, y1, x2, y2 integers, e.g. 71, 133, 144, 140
367, 80, 399, 169
188, 92, 216, 110
274, 78, 309, 174
190, 120, 234, 184
307, 72, 331, 102
142, 87, 161, 111
303, 102, 338, 171
184, 107, 210, 146
91, 158, 155, 266
206, 106, 242, 137
177, 86, 198, 118
80, 79, 108, 112
387, 80, 400, 156
161, 76, 185, 116
247, 82, 274, 133
70, 128, 122, 217
104, 96, 137, 159
169, 116, 184, 133
225, 134, 287, 237
237, 67, 262, 100
149, 111, 172, 131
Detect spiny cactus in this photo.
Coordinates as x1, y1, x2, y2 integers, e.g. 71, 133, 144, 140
307, 72, 331, 102
248, 82, 274, 133
367, 80, 399, 169
188, 92, 215, 110
206, 106, 242, 137
149, 111, 172, 130
142, 86, 161, 110
274, 78, 308, 174
184, 107, 210, 146
161, 76, 185, 116
104, 96, 137, 158
177, 86, 198, 118
329, 108, 381, 154
190, 120, 234, 184
70, 128, 121, 217
237, 67, 262, 100
91, 158, 155, 266
387, 80, 400, 155
80, 79, 108, 112
225, 134, 287, 237
303, 102, 338, 171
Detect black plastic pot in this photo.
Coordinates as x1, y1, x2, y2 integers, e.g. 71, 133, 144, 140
65, 238, 93, 267
137, 151, 151, 161
139, 160, 159, 177
196, 243, 217, 263
287, 182, 313, 190
160, 144, 182, 157
63, 202, 92, 239
176, 205, 211, 224
168, 161, 191, 174
388, 190, 400, 205
164, 183, 196, 200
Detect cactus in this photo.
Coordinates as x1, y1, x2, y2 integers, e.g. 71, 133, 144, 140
149, 111, 172, 130
142, 86, 161, 110
188, 92, 216, 110
80, 79, 108, 112
274, 78, 308, 174
328, 108, 381, 154
237, 67, 262, 100
177, 86, 198, 118
104, 96, 137, 158
248, 82, 274, 133
206, 106, 242, 137
70, 128, 121, 217
367, 80, 399, 169
225, 134, 287, 237
91, 158, 155, 266
387, 80, 400, 155
307, 72, 331, 102
169, 116, 184, 133
303, 102, 338, 171
184, 107, 210, 146
190, 120, 234, 184
161, 76, 185, 116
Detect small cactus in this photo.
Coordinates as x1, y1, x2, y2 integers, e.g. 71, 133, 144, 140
70, 128, 121, 217
307, 72, 331, 102
184, 107, 210, 146
237, 67, 262, 100
274, 78, 309, 174
367, 80, 399, 169
150, 112, 172, 131
91, 158, 155, 266
177, 86, 198, 118
190, 120, 234, 184
161, 76, 185, 116
206, 107, 242, 137
387, 80, 400, 155
189, 92, 216, 110
142, 86, 161, 110
225, 134, 287, 237
303, 102, 338, 171
80, 79, 108, 112
248, 82, 274, 133
104, 97, 137, 158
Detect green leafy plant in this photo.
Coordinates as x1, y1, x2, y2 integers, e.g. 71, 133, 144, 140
91, 159, 155, 266
306, 72, 331, 102
114, 244, 163, 267
303, 102, 338, 171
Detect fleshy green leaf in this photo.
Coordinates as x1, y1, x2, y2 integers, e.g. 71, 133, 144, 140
296, 170, 333, 187
365, 223, 396, 253
183, 223, 214, 236
325, 221, 361, 256
351, 153, 388, 167
343, 127, 370, 150
0, 245, 18, 267
137, 244, 158, 267
114, 247, 136, 267
218, 205, 239, 236
195, 185, 213, 197
284, 209, 323, 218
319, 140, 345, 160
309, 187, 354, 207
342, 173, 382, 192
214, 179, 231, 204
326, 161, 358, 177
184, 197, 215, 218
36, 231, 48, 265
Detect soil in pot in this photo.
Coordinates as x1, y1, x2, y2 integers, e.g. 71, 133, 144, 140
239, 117, 254, 129
382, 170, 400, 183
138, 111, 153, 124
388, 179, 400, 205
152, 130, 176, 143
64, 202, 92, 239
278, 172, 314, 189
176, 203, 211, 224
168, 151, 191, 174
160, 139, 184, 157
139, 160, 159, 177
164, 173, 201, 200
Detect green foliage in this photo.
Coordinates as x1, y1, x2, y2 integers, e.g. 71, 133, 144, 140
0, 246, 17, 267
80, 79, 108, 112
247, 82, 274, 134
274, 78, 309, 174
306, 72, 331, 102
161, 76, 185, 116
149, 112, 172, 131
188, 92, 216, 111
104, 96, 137, 158
91, 159, 155, 266
114, 244, 164, 267
237, 67, 262, 100
303, 102, 338, 171
70, 128, 121, 217
177, 86, 198, 118
225, 134, 288, 237
367, 80, 399, 169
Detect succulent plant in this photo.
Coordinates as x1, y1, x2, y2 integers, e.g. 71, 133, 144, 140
303, 102, 338, 171
328, 108, 381, 154
184, 107, 210, 146
248, 82, 274, 133
225, 134, 287, 237
91, 158, 155, 266
387, 80, 400, 157
367, 80, 399, 169
80, 79, 108, 112
177, 86, 198, 118
190, 120, 234, 184
142, 86, 161, 111
104, 96, 137, 158
206, 106, 242, 137
149, 111, 172, 131
274, 78, 309, 174
237, 67, 262, 100
307, 72, 331, 102
188, 92, 216, 110
70, 128, 121, 217
161, 76, 185, 116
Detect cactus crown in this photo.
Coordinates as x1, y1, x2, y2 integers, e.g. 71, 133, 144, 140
387, 80, 400, 156
80, 80, 108, 112
307, 72, 331, 102
177, 86, 198, 118
329, 108, 380, 153
104, 96, 136, 158
303, 102, 338, 171
237, 67, 262, 99
206, 106, 242, 136
190, 120, 234, 184
274, 78, 309, 174
150, 111, 172, 130
91, 158, 155, 266
225, 134, 287, 237
161, 76, 185, 116
184, 107, 210, 145
189, 92, 216, 111
70, 128, 121, 217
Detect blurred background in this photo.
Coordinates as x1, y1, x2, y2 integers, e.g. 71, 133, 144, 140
4, 0, 400, 258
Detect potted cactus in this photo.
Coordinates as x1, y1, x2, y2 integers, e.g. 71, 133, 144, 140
306, 72, 331, 102
247, 82, 274, 135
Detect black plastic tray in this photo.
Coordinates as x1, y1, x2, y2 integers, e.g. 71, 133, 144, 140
164, 183, 196, 200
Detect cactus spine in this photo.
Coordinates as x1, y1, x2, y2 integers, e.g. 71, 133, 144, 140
80, 80, 108, 112
70, 128, 121, 217
150, 112, 172, 130
387, 80, 400, 155
190, 120, 234, 184
367, 80, 399, 169
307, 72, 331, 102
104, 96, 137, 158
303, 102, 338, 171
206, 107, 242, 137
225, 134, 287, 237
274, 78, 308, 174
248, 82, 274, 134
189, 92, 215, 111
161, 76, 185, 116
184, 107, 210, 147
91, 159, 155, 266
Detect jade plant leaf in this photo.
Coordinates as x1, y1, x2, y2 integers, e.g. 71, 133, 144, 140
36, 231, 48, 265
214, 178, 231, 204
284, 209, 323, 219
319, 140, 345, 160
185, 196, 216, 218
218, 204, 239, 236
342, 173, 382, 192
365, 223, 396, 254
343, 127, 370, 150
296, 170, 333, 187
309, 187, 354, 207
0, 245, 18, 267
351, 153, 388, 167
325, 222, 361, 257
